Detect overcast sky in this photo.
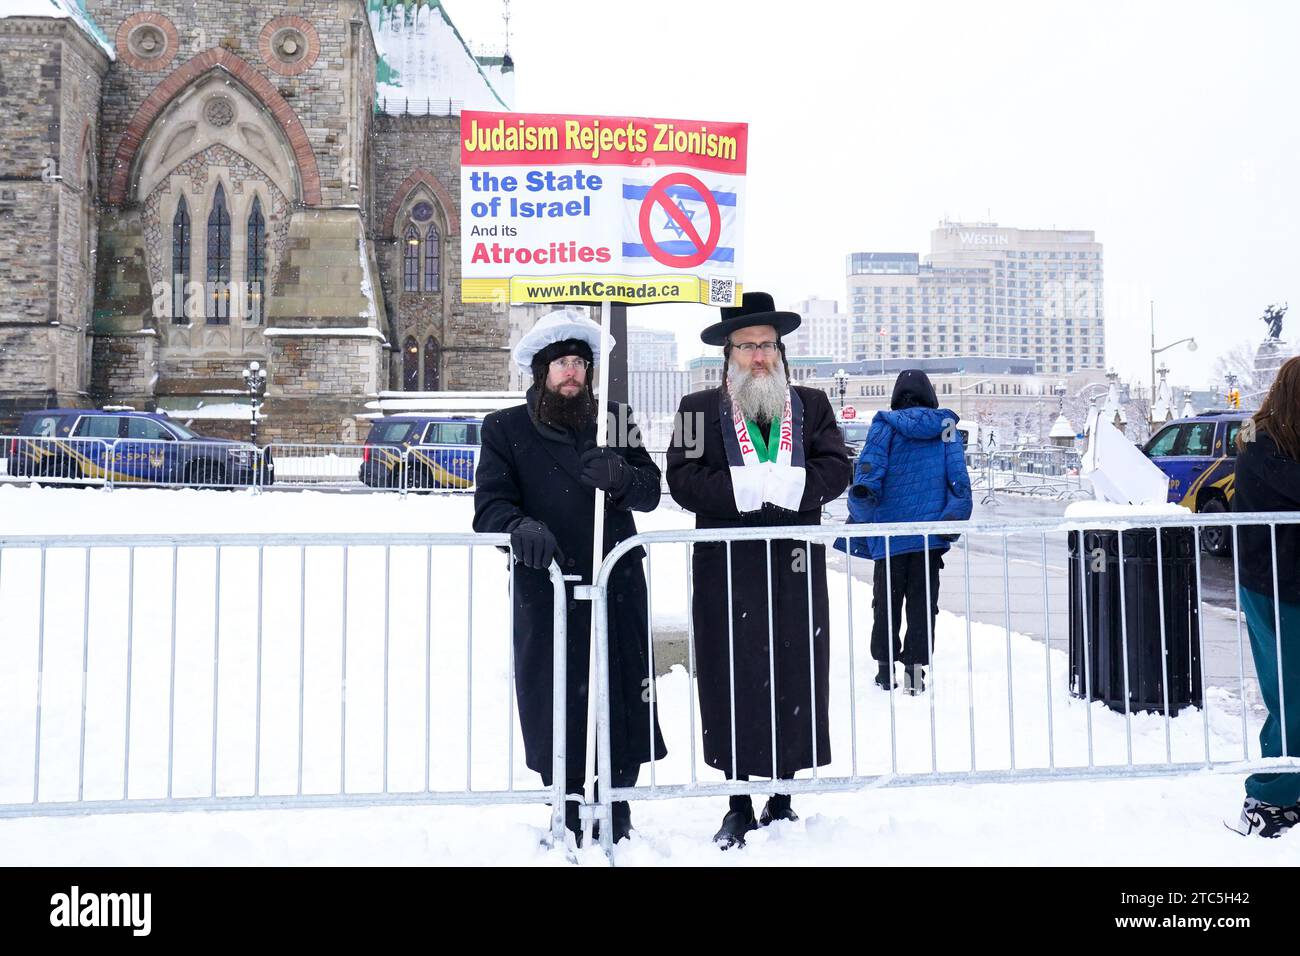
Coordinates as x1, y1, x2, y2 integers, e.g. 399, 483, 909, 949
442, 0, 1299, 389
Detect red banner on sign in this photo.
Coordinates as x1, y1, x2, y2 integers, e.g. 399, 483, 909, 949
461, 110, 748, 174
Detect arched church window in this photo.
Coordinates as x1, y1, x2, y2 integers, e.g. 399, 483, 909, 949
171, 196, 190, 324
403, 336, 420, 391
423, 337, 441, 391
247, 196, 266, 325
81, 147, 94, 273
424, 225, 440, 292
207, 183, 231, 324
403, 226, 421, 292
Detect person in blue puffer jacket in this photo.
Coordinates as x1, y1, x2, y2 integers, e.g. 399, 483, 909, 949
837, 370, 972, 694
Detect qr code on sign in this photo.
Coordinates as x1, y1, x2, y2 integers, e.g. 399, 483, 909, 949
708, 277, 736, 306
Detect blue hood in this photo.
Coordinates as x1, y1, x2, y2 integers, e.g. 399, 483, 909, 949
835, 404, 974, 562
879, 406, 959, 440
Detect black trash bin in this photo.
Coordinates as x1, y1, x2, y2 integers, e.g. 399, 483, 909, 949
1067, 527, 1202, 716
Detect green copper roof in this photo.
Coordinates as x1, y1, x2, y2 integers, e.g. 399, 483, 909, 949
1, 0, 115, 58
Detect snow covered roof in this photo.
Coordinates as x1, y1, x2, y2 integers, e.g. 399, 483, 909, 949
368, 0, 510, 110
0, 0, 115, 60
158, 403, 257, 422
367, 392, 525, 415
1048, 414, 1076, 439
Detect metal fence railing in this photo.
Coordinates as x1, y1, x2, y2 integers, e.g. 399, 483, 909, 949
965, 448, 1090, 502
2, 513, 1295, 861
584, 511, 1300, 854
4, 436, 265, 491
2, 439, 484, 496
376, 97, 464, 117
0, 531, 574, 848
266, 443, 370, 490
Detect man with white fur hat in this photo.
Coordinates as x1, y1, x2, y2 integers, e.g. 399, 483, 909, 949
473, 308, 666, 845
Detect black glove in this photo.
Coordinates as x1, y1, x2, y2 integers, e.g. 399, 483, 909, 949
578, 446, 630, 493
510, 519, 562, 570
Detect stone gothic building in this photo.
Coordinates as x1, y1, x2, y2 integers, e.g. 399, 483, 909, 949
0, 0, 515, 441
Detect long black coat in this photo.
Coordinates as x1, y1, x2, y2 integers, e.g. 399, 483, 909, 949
473, 396, 667, 781
666, 385, 851, 778
1232, 430, 1300, 603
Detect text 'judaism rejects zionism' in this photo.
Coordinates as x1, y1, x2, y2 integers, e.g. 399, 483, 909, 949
459, 110, 747, 307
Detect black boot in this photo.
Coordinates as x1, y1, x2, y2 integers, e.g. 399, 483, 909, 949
609, 801, 634, 843
760, 793, 799, 826
713, 795, 758, 849
874, 662, 896, 691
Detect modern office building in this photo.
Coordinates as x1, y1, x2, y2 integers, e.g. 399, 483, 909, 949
846, 222, 1105, 376
782, 297, 851, 364
686, 355, 829, 393
627, 326, 679, 371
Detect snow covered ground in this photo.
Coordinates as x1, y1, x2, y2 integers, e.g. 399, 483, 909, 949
0, 485, 1292, 864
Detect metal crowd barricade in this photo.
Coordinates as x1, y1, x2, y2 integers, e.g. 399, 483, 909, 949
2, 436, 265, 492
0, 531, 572, 849
585, 511, 1300, 855
963, 447, 1089, 502
401, 445, 478, 494
3, 435, 112, 488
265, 443, 373, 491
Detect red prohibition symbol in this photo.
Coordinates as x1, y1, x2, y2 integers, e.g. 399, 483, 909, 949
637, 172, 722, 269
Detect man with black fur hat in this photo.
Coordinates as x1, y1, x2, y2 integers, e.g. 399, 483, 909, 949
473, 308, 666, 845
839, 369, 972, 695
666, 292, 851, 848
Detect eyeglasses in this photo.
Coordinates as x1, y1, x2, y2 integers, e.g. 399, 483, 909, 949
731, 341, 780, 354
550, 357, 590, 372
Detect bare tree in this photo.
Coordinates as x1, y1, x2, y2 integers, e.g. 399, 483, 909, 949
1125, 397, 1153, 442
1212, 341, 1264, 401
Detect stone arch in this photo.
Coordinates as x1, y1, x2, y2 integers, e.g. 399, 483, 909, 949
423, 336, 441, 391
402, 336, 420, 391
382, 169, 459, 238
108, 48, 322, 207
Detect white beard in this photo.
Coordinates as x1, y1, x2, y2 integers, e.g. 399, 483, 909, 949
729, 359, 788, 423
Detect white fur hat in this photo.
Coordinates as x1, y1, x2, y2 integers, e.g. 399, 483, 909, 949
510, 308, 611, 374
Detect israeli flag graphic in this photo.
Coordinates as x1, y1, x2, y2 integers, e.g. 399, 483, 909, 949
621, 179, 737, 266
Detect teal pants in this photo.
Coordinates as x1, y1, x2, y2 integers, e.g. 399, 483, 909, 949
1241, 587, 1300, 806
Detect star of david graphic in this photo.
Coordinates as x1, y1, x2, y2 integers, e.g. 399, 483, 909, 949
663, 198, 696, 239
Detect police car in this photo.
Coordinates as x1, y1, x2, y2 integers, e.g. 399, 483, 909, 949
8, 408, 269, 488
359, 416, 480, 490
1142, 411, 1249, 555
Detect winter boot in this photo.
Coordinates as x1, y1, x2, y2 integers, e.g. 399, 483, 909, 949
608, 801, 634, 844
1228, 797, 1300, 838
903, 664, 926, 696
874, 662, 896, 691
713, 795, 758, 849
760, 793, 799, 826
540, 799, 583, 848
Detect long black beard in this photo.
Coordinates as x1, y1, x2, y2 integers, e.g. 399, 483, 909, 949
538, 386, 597, 430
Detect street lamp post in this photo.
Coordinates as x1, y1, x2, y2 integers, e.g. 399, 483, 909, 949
833, 368, 849, 414
241, 360, 267, 446
1149, 301, 1197, 408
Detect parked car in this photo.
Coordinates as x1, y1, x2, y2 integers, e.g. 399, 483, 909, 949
1142, 411, 1249, 555
838, 420, 871, 459
359, 416, 480, 490
7, 409, 271, 488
